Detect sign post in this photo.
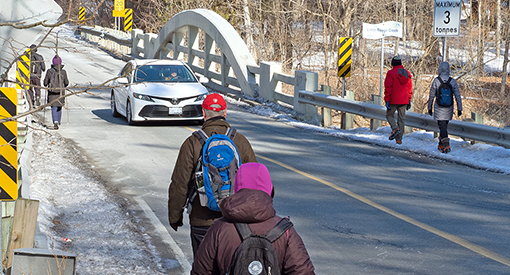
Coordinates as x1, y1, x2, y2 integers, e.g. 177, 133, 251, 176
112, 0, 125, 30
433, 0, 462, 61
362, 21, 403, 98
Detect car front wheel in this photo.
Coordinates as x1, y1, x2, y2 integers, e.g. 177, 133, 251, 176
126, 100, 136, 125
111, 92, 120, 117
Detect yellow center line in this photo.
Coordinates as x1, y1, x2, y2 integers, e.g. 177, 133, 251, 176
182, 125, 510, 266
257, 154, 510, 267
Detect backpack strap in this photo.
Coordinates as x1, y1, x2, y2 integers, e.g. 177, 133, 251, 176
192, 129, 208, 145
263, 217, 294, 243
225, 127, 237, 140
234, 223, 254, 241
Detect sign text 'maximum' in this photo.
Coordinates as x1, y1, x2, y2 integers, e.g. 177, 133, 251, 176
435, 1, 461, 8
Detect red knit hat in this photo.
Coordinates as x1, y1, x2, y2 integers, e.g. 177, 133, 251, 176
202, 93, 226, 111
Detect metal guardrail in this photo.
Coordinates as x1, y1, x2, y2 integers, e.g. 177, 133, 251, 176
298, 90, 510, 148
75, 23, 510, 149
77, 26, 131, 46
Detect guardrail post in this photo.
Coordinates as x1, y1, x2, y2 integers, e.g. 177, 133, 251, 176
131, 29, 143, 57
370, 94, 382, 130
294, 71, 320, 122
342, 90, 354, 129
462, 112, 485, 144
144, 33, 158, 58
204, 34, 214, 79
317, 85, 332, 127
472, 112, 484, 125
188, 26, 199, 66
259, 62, 282, 102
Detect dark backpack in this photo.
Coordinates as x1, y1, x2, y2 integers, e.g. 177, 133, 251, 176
187, 128, 240, 212
229, 218, 293, 275
436, 77, 454, 107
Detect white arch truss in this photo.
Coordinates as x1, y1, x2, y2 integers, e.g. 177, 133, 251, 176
145, 9, 257, 96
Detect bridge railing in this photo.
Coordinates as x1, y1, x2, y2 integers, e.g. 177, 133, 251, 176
76, 24, 510, 148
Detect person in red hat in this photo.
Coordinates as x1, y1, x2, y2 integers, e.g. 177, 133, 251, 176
168, 93, 258, 257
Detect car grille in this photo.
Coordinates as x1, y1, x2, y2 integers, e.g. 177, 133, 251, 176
138, 105, 203, 118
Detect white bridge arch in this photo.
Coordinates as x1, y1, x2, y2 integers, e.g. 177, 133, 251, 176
140, 9, 258, 96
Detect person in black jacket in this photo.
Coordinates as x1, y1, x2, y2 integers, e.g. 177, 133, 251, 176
28, 44, 46, 107
44, 55, 69, 130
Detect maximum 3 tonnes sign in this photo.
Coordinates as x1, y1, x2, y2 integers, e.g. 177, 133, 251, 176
433, 0, 462, 37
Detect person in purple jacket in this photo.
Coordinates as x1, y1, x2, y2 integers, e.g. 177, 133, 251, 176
192, 163, 315, 275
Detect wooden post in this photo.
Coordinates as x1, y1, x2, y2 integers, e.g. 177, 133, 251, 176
320, 85, 332, 127
5, 198, 39, 269
370, 94, 382, 130
342, 90, 354, 130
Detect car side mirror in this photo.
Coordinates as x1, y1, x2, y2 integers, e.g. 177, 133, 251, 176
199, 76, 209, 84
118, 77, 129, 85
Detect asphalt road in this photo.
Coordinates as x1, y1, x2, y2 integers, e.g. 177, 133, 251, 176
32, 29, 510, 274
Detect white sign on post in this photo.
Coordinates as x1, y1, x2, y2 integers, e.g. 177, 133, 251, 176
362, 21, 403, 99
433, 0, 462, 36
362, 21, 403, 40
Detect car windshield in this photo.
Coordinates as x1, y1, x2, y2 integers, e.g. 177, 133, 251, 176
133, 64, 197, 83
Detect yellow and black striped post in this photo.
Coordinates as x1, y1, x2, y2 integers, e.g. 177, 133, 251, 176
79, 7, 85, 23
16, 49, 30, 91
338, 37, 352, 77
0, 87, 18, 201
124, 8, 133, 32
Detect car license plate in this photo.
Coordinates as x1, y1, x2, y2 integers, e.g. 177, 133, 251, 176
169, 107, 183, 115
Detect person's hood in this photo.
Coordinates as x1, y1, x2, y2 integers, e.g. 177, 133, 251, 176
396, 68, 410, 85
438, 62, 450, 79
234, 163, 273, 196
51, 64, 65, 70
220, 189, 276, 223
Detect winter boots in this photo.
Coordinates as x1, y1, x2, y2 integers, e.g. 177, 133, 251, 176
437, 137, 451, 153
389, 128, 401, 140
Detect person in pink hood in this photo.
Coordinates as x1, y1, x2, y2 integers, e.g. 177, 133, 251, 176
191, 163, 315, 275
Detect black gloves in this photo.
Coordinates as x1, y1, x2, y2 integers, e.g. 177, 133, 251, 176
385, 101, 390, 110
458, 110, 462, 117
406, 102, 411, 110
428, 109, 433, 116
170, 221, 183, 231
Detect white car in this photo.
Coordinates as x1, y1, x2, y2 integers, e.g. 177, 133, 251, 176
111, 59, 209, 125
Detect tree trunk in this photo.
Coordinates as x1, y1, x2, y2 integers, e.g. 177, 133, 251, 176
496, 0, 501, 58
501, 27, 509, 96
241, 0, 257, 61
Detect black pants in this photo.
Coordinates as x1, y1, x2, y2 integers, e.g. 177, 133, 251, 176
438, 120, 449, 139
191, 225, 210, 257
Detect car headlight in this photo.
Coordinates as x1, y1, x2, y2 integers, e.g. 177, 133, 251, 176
195, 93, 208, 101
133, 92, 154, 102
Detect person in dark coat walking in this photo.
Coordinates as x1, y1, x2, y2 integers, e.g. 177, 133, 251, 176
28, 44, 46, 107
168, 93, 257, 257
427, 61, 463, 153
384, 55, 413, 144
44, 55, 69, 129
191, 162, 315, 275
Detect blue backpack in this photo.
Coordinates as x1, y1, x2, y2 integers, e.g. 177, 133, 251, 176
436, 77, 454, 107
189, 128, 241, 212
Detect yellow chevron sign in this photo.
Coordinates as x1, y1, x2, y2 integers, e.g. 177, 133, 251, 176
79, 7, 85, 22
124, 8, 133, 32
16, 49, 30, 90
338, 37, 352, 77
0, 87, 18, 201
